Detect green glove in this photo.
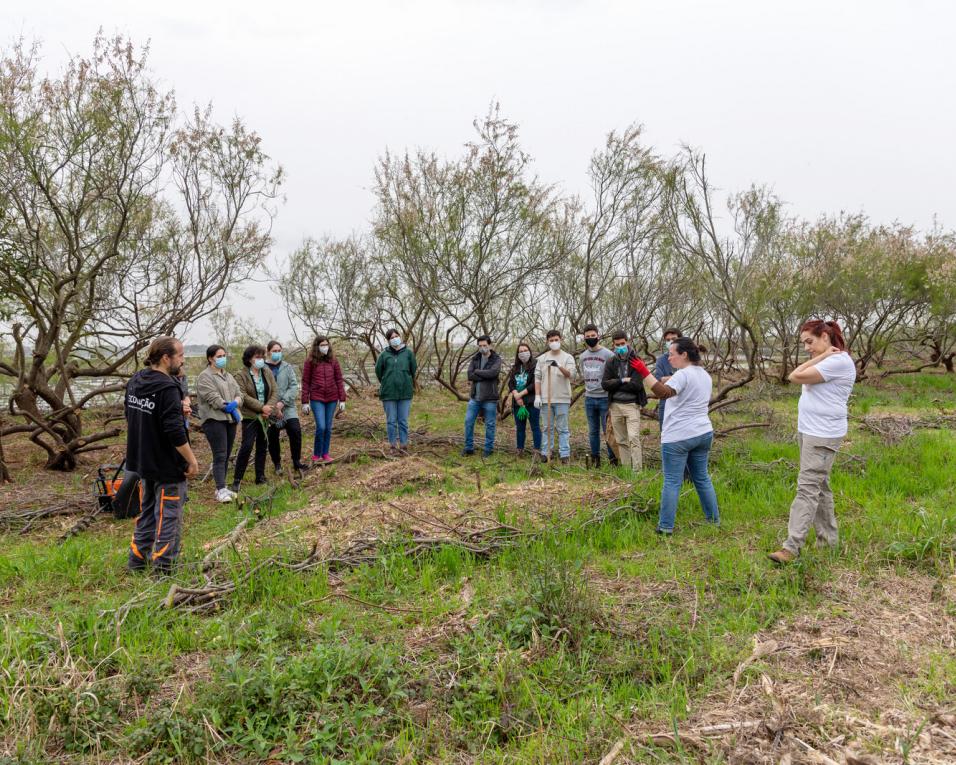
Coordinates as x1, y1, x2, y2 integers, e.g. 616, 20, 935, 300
516, 405, 529, 421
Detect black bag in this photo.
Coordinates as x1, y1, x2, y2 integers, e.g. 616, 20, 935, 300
94, 461, 141, 519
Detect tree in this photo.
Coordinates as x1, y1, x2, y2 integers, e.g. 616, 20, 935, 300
921, 231, 956, 372
548, 124, 665, 341
278, 235, 429, 386
0, 35, 282, 471
662, 150, 788, 404
809, 216, 928, 379
373, 105, 565, 400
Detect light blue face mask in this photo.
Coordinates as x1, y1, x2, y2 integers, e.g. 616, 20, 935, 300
615, 345, 629, 356
271, 351, 282, 363
253, 358, 265, 369
214, 356, 228, 369
389, 337, 402, 348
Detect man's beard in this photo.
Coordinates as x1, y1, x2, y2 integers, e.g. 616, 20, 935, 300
169, 363, 182, 377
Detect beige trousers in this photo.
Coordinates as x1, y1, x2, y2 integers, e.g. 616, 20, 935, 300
784, 432, 843, 554
608, 402, 643, 471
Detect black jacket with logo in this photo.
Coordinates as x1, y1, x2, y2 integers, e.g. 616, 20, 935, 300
467, 350, 503, 402
601, 351, 649, 406
125, 369, 189, 482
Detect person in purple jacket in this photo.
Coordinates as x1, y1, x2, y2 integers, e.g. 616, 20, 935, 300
301, 336, 347, 463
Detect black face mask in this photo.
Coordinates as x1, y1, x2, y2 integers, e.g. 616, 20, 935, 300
584, 337, 599, 348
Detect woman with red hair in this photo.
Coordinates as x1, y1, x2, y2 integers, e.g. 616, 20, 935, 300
769, 320, 857, 564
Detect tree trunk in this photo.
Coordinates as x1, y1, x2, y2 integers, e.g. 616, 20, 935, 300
0, 421, 12, 483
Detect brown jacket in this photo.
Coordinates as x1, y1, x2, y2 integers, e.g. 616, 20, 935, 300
233, 365, 279, 420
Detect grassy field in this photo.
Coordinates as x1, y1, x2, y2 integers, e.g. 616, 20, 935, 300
0, 374, 954, 764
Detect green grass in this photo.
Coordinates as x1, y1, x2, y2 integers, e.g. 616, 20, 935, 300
1, 373, 955, 763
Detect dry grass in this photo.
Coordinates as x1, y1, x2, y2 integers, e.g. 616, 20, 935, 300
619, 570, 956, 764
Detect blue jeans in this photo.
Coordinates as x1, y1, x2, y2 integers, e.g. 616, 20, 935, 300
658, 431, 719, 532
585, 396, 614, 459
515, 403, 541, 451
310, 400, 337, 457
541, 402, 570, 458
464, 399, 498, 454
382, 398, 412, 446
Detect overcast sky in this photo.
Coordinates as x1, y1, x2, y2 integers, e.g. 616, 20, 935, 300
11, 0, 956, 344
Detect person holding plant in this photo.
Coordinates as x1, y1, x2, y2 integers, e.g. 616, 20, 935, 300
507, 342, 541, 456
230, 344, 278, 492
768, 320, 856, 564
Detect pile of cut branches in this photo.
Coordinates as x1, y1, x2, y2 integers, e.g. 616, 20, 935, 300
859, 413, 956, 444
161, 490, 635, 614
0, 491, 95, 534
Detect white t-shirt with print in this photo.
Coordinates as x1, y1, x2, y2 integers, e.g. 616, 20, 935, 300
661, 365, 714, 444
797, 352, 856, 438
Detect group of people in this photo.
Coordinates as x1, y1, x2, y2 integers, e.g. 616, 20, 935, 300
122, 318, 856, 573
193, 337, 349, 503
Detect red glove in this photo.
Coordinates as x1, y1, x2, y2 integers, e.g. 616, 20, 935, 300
629, 357, 651, 378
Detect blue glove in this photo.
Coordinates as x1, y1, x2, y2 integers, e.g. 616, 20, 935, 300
222, 401, 242, 423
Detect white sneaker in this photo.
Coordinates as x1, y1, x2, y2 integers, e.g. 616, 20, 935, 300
215, 488, 233, 503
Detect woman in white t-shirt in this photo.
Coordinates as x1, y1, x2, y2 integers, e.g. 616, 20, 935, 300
769, 320, 856, 564
629, 338, 719, 535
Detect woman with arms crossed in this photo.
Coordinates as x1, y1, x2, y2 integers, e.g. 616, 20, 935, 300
768, 320, 856, 564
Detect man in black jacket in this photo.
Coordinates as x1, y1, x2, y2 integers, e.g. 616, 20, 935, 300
126, 336, 200, 573
601, 331, 648, 471
462, 335, 503, 457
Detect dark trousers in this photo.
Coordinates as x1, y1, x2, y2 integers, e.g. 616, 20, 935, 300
233, 418, 267, 486
128, 478, 187, 572
267, 417, 303, 469
202, 419, 236, 490
515, 403, 542, 451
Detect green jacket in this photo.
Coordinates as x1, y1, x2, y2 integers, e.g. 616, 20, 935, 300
375, 346, 417, 401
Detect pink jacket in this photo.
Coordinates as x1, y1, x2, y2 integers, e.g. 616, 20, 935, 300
301, 358, 347, 404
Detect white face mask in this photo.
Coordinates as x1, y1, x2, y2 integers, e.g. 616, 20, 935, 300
319, 345, 330, 355
518, 351, 531, 363
389, 337, 402, 348
548, 341, 561, 351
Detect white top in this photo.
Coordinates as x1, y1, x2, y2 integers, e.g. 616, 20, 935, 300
534, 350, 577, 404
797, 352, 856, 438
661, 365, 714, 444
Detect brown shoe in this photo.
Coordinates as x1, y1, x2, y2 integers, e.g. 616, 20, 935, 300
560, 456, 570, 465
768, 549, 796, 564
